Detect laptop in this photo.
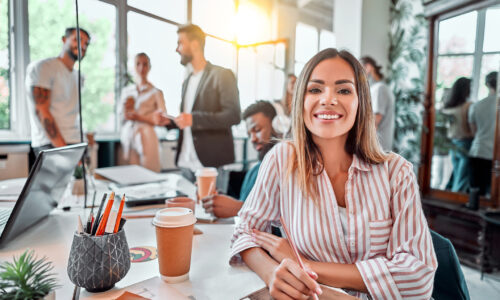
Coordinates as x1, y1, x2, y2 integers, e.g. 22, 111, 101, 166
0, 143, 86, 247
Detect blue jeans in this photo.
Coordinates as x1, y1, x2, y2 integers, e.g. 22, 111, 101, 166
448, 138, 473, 193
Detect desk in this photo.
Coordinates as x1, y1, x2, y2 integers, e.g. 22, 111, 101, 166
0, 210, 266, 299
0, 173, 266, 299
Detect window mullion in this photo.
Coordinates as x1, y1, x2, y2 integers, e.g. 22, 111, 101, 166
472, 8, 486, 102
9, 0, 30, 139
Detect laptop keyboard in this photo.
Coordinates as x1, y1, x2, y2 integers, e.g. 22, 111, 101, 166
0, 207, 12, 233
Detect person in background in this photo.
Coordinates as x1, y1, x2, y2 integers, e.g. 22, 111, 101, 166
469, 71, 498, 195
119, 53, 167, 172
272, 74, 296, 136
360, 56, 395, 151
441, 77, 474, 193
26, 27, 91, 156
230, 48, 436, 300
154, 24, 241, 182
201, 101, 278, 218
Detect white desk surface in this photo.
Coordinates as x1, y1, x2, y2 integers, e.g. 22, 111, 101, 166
0, 210, 265, 299
0, 174, 265, 299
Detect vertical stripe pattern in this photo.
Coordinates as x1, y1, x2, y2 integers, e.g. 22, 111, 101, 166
230, 143, 437, 300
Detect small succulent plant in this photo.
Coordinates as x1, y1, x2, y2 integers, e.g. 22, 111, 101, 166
0, 250, 58, 300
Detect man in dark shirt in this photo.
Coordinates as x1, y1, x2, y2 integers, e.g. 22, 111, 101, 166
201, 101, 278, 218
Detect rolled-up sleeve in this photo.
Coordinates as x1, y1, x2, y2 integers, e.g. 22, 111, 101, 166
229, 145, 282, 265
356, 162, 437, 300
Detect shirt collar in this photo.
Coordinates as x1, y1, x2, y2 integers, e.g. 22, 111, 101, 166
350, 154, 371, 172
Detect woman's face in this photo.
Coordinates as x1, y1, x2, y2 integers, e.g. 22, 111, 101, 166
303, 57, 359, 142
135, 55, 150, 79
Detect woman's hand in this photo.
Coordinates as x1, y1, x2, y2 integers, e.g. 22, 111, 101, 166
125, 110, 139, 121
268, 258, 322, 300
252, 229, 303, 263
152, 111, 171, 126
201, 194, 243, 218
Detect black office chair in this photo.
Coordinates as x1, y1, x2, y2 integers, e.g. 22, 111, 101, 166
431, 230, 470, 300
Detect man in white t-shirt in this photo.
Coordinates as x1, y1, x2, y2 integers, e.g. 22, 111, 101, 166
154, 24, 240, 182
361, 56, 395, 151
25, 27, 91, 156
468, 71, 498, 195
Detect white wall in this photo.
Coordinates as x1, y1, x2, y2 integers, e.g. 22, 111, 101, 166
360, 0, 391, 72
333, 0, 391, 70
333, 0, 363, 57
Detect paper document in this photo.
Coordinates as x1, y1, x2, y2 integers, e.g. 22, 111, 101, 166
95, 165, 165, 186
80, 276, 190, 300
0, 178, 26, 201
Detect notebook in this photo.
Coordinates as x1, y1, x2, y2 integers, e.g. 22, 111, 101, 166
95, 165, 165, 186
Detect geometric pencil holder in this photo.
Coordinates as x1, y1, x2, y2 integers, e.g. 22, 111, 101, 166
67, 229, 131, 292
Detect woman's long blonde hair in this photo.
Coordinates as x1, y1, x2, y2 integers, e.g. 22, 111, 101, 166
287, 48, 389, 199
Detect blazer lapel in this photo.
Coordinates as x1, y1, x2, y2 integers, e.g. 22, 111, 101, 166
192, 62, 212, 110
180, 74, 191, 113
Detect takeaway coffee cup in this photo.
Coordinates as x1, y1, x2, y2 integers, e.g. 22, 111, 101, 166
195, 167, 218, 201
166, 197, 196, 213
152, 207, 197, 283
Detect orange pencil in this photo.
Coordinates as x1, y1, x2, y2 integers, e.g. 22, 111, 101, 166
114, 194, 125, 233
96, 192, 115, 236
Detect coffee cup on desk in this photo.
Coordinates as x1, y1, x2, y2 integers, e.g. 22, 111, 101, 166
165, 197, 196, 212
195, 167, 218, 201
152, 207, 196, 283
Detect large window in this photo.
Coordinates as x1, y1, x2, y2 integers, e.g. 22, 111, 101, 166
435, 7, 500, 106
294, 22, 335, 75
1, 0, 287, 140
127, 12, 184, 116
28, 0, 116, 132
0, 0, 9, 129
430, 5, 500, 191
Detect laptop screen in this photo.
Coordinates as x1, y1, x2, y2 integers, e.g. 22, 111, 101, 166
0, 144, 86, 246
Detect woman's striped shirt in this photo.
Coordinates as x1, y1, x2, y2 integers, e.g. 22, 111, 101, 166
230, 142, 437, 300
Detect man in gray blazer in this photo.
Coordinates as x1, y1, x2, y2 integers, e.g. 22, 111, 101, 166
155, 24, 241, 181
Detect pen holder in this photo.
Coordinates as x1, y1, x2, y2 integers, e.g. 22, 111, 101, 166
67, 229, 131, 292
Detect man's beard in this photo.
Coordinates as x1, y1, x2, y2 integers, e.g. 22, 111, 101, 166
180, 53, 193, 66
257, 140, 277, 161
67, 48, 82, 61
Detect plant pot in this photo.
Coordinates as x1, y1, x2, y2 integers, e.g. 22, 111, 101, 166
67, 229, 130, 292
43, 291, 55, 300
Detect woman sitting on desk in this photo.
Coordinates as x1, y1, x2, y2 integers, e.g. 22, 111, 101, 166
119, 53, 167, 172
230, 49, 437, 300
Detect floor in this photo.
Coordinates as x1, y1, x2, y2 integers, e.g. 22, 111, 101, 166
462, 265, 500, 299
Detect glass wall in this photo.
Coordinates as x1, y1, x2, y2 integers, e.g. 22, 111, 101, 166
0, 0, 10, 129
28, 0, 116, 132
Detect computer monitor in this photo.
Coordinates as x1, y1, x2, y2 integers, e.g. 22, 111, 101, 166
0, 143, 87, 247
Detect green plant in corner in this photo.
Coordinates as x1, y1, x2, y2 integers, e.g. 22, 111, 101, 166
0, 250, 59, 300
388, 0, 428, 169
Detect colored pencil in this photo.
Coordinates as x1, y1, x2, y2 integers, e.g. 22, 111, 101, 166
114, 194, 125, 233
96, 192, 115, 236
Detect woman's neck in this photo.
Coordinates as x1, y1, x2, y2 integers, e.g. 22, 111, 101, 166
314, 135, 352, 176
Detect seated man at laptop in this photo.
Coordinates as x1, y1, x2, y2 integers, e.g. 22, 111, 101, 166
202, 101, 278, 218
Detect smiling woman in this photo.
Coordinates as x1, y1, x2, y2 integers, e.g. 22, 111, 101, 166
230, 48, 437, 300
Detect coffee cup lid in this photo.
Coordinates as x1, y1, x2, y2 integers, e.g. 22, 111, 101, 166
195, 167, 218, 177
152, 207, 196, 228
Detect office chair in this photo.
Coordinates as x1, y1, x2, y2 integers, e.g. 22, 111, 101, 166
431, 230, 470, 300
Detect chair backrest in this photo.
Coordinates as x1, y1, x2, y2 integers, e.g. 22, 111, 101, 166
431, 230, 471, 300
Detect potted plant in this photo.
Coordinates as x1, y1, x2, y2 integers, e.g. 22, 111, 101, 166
0, 250, 58, 300
72, 164, 85, 195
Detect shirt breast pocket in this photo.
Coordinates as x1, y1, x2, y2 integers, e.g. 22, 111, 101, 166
369, 219, 392, 257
